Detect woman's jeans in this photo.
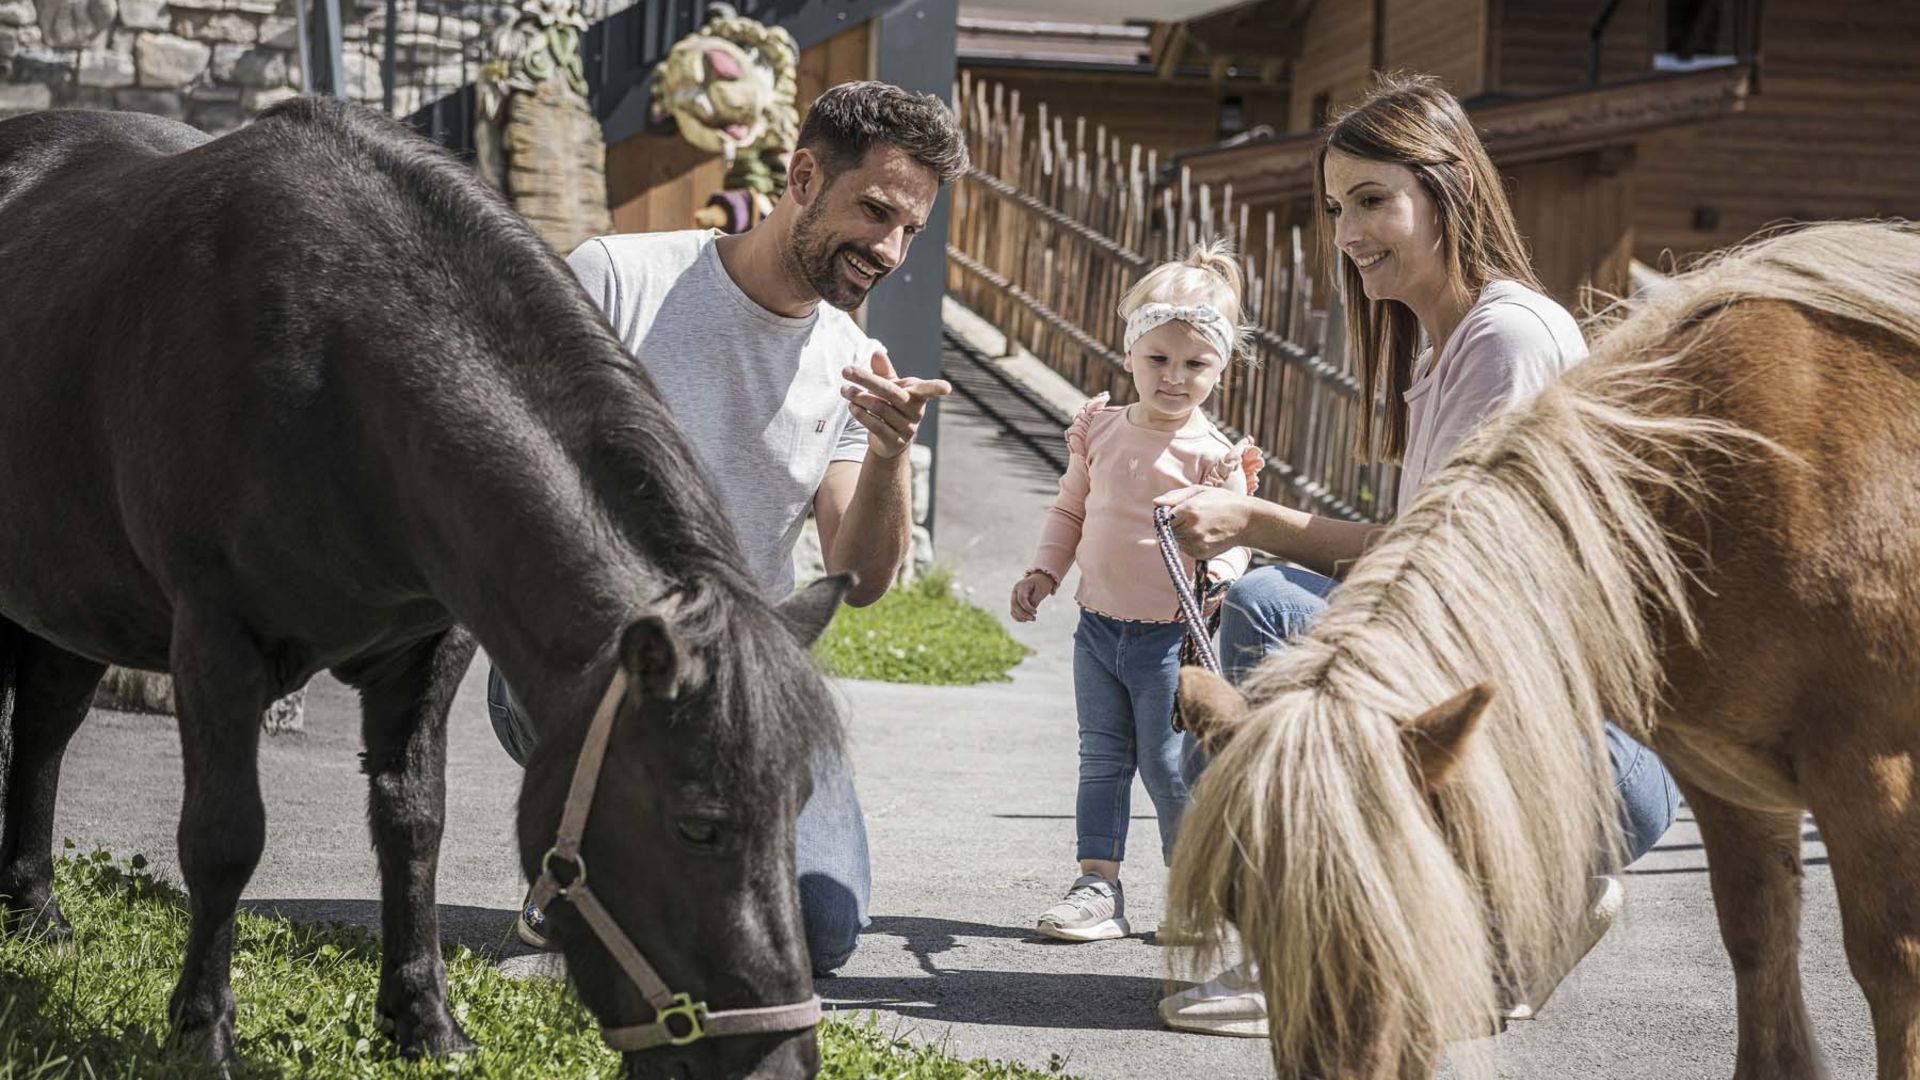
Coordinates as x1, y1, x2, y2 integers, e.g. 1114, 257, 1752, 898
487, 666, 870, 975
1073, 609, 1192, 866
1190, 565, 1680, 865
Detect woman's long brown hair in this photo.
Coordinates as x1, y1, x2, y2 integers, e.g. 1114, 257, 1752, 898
1313, 74, 1543, 462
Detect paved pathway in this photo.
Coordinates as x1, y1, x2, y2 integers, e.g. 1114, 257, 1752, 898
43, 334, 1873, 1078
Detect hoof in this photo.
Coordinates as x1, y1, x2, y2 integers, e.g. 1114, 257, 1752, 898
167, 988, 237, 1068
1, 894, 73, 942
165, 1016, 236, 1069
387, 1009, 477, 1059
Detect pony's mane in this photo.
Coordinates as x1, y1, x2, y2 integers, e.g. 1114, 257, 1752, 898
254, 100, 837, 765
1168, 220, 1920, 1077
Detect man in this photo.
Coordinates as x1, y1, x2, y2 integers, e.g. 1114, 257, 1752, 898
487, 80, 969, 975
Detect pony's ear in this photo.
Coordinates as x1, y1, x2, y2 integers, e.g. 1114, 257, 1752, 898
1178, 666, 1250, 752
1403, 683, 1495, 792
777, 574, 851, 647
621, 615, 688, 701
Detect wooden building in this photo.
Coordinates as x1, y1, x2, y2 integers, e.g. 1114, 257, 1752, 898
603, 3, 1285, 229
954, 6, 1291, 164
1159, 0, 1917, 307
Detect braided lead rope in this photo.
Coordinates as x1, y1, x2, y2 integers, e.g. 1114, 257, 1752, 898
1153, 505, 1221, 675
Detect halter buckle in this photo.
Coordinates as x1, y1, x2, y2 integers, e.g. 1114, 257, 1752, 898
658, 993, 708, 1046
540, 847, 587, 895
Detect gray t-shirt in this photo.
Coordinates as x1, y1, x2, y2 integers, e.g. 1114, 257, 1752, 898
568, 230, 877, 599
1398, 279, 1587, 515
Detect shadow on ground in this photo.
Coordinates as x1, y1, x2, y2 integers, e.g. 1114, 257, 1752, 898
240, 898, 537, 961
826, 915, 1170, 1032
942, 332, 1074, 488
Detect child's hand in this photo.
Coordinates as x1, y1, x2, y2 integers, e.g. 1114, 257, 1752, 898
1010, 571, 1056, 622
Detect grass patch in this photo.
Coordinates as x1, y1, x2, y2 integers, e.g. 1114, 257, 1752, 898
824, 1018, 1079, 1079
0, 852, 1076, 1079
813, 567, 1029, 686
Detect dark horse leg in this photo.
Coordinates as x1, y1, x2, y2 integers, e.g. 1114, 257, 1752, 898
337, 627, 478, 1057
0, 617, 107, 938
1679, 776, 1827, 1080
165, 613, 274, 1064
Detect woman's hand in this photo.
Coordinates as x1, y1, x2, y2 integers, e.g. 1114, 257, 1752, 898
1009, 571, 1056, 622
1154, 486, 1258, 559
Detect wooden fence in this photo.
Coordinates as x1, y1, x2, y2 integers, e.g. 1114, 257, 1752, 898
945, 72, 1399, 523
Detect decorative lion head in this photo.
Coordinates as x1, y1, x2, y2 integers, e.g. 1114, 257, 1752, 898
649, 4, 799, 163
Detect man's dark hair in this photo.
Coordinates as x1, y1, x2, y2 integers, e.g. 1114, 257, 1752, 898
796, 80, 969, 185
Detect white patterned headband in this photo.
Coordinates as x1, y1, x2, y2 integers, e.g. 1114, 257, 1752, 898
1123, 302, 1236, 362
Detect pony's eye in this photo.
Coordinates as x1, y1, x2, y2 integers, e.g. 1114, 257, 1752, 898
675, 818, 723, 849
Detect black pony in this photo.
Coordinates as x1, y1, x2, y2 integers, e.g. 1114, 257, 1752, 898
0, 99, 842, 1079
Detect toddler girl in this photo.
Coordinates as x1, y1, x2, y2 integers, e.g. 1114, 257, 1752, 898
1010, 240, 1261, 941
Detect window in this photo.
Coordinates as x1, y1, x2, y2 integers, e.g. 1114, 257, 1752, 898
1654, 0, 1746, 71
1219, 95, 1246, 140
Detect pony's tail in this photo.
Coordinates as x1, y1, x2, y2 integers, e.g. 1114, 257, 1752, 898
1166, 695, 1501, 1079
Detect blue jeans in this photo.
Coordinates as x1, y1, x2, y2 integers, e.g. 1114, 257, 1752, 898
1187, 564, 1679, 864
487, 666, 870, 975
1073, 610, 1192, 866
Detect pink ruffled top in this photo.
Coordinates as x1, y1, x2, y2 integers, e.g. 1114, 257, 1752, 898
1028, 394, 1263, 623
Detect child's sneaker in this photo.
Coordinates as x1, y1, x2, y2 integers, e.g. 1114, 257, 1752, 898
1036, 874, 1130, 941
1159, 962, 1268, 1037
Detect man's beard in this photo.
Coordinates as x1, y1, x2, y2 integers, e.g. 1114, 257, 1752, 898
786, 197, 888, 312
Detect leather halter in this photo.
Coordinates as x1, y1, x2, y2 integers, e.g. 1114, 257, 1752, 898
527, 669, 823, 1052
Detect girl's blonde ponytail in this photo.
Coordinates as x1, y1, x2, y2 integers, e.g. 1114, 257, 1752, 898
1182, 238, 1245, 322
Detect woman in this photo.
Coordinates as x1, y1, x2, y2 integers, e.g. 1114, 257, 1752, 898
1152, 74, 1679, 1037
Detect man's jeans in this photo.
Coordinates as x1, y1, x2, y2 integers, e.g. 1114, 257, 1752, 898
1072, 610, 1192, 866
487, 666, 871, 975
1188, 564, 1680, 864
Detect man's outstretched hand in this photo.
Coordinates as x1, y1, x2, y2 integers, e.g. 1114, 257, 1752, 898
842, 349, 952, 459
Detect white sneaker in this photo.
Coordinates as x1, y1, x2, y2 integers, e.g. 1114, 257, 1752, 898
1036, 874, 1130, 942
1159, 962, 1268, 1038
1504, 874, 1624, 1021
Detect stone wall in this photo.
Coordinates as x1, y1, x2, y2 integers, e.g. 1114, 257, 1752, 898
0, 0, 503, 129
